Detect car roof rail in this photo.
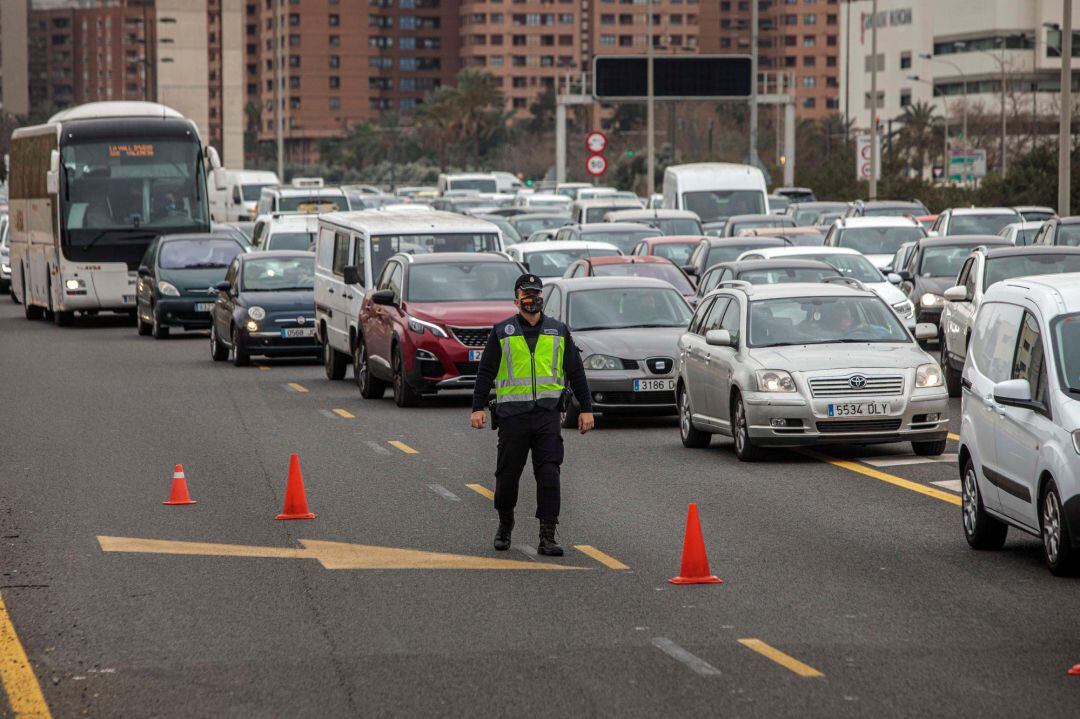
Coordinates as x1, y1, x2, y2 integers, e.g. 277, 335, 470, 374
717, 279, 753, 294
821, 275, 867, 291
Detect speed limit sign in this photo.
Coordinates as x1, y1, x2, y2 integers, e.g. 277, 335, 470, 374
585, 131, 608, 154
586, 155, 607, 176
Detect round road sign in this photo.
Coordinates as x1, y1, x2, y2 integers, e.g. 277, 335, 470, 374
586, 155, 608, 176
585, 131, 608, 154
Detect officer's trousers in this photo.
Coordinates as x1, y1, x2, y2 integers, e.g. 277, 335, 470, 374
494, 409, 563, 523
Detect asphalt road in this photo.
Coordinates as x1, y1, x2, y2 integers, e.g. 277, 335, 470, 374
1, 303, 1078, 718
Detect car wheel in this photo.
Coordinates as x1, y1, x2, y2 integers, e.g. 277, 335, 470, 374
231, 326, 250, 367
678, 386, 711, 448
961, 457, 1008, 550
151, 309, 169, 339
354, 335, 386, 399
136, 306, 152, 336
210, 323, 228, 361
560, 397, 580, 430
940, 332, 963, 398
1041, 480, 1078, 575
732, 395, 764, 462
323, 338, 347, 380
391, 345, 421, 408
912, 439, 947, 456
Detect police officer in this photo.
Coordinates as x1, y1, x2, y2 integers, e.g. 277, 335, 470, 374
470, 273, 594, 555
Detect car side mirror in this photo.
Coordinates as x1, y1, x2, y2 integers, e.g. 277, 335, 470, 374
342, 265, 361, 286
371, 289, 396, 306
682, 264, 697, 276
897, 270, 913, 282
705, 329, 735, 347
927, 230, 939, 237
886, 272, 902, 285
215, 281, 231, 293
944, 285, 969, 302
994, 378, 1041, 411
137, 266, 152, 278
914, 323, 937, 341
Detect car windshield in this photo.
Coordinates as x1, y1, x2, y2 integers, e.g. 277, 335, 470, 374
1020, 210, 1054, 222
769, 196, 791, 211
158, 239, 242, 269
655, 218, 703, 236
591, 262, 694, 294
984, 254, 1080, 290
707, 242, 779, 266
586, 206, 635, 223
794, 208, 826, 225
568, 287, 691, 330
267, 231, 315, 251
786, 253, 881, 282
1052, 312, 1080, 393
242, 184, 273, 201
738, 267, 836, 284
683, 190, 765, 223
513, 217, 568, 236
524, 249, 620, 277
407, 262, 520, 302
749, 296, 909, 347
449, 179, 497, 193
731, 219, 791, 235
481, 217, 521, 244
1013, 227, 1039, 246
949, 214, 1016, 235
651, 241, 698, 264
1054, 224, 1080, 246
918, 246, 973, 277
278, 195, 343, 212
583, 230, 660, 253
371, 233, 501, 279
837, 226, 924, 255
241, 256, 315, 291
863, 205, 922, 217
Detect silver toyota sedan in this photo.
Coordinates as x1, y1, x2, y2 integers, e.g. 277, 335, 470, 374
676, 279, 948, 461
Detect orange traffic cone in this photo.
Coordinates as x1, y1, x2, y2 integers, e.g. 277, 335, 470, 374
162, 464, 197, 506
276, 453, 316, 520
1068, 664, 1080, 676
668, 503, 722, 585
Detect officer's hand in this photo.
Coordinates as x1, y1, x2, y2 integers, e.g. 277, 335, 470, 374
470, 410, 487, 429
578, 412, 595, 434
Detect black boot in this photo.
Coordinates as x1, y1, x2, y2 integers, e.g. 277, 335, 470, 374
494, 515, 514, 551
538, 520, 563, 557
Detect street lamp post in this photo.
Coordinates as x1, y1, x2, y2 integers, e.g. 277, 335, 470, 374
920, 51, 968, 183
908, 74, 946, 179
869, 0, 879, 199
957, 39, 1008, 177
1060, 0, 1073, 216
645, 0, 655, 197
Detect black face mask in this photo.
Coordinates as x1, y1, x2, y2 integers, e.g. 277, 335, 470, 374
519, 294, 543, 314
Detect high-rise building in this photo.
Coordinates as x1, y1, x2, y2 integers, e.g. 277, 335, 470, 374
0, 0, 32, 117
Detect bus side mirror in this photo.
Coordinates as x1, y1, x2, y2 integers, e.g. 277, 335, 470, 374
205, 145, 222, 170
46, 150, 60, 194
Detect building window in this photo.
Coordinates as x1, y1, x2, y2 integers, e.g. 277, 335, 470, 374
329, 14, 340, 27
329, 55, 340, 69
329, 97, 340, 110
803, 55, 815, 67
289, 76, 300, 89
802, 35, 814, 47
802, 76, 816, 88
330, 35, 340, 47
803, 97, 816, 109
329, 76, 340, 89
804, 14, 816, 25
289, 55, 300, 68
900, 89, 912, 107
900, 51, 911, 69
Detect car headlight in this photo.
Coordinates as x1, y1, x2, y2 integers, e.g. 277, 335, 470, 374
64, 278, 85, 290
916, 362, 943, 388
920, 293, 943, 308
1, 264, 10, 274
891, 299, 915, 319
584, 353, 622, 370
406, 315, 448, 338
158, 280, 179, 296
1072, 430, 1080, 455
247, 305, 266, 320
755, 369, 797, 392
245, 319, 259, 332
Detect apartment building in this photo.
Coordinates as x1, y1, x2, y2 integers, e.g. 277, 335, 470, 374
699, 0, 841, 118
0, 0, 32, 117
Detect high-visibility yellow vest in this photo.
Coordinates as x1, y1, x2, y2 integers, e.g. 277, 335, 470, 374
493, 316, 566, 415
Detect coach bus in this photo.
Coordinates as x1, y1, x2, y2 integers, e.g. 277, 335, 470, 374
8, 101, 219, 325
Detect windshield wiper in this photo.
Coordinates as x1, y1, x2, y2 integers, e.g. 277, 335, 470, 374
572, 325, 623, 332
181, 262, 227, 269
79, 229, 156, 250
624, 323, 685, 328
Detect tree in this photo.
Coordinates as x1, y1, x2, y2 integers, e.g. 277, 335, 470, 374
452, 70, 505, 169
526, 86, 556, 135
894, 101, 940, 178
415, 86, 460, 171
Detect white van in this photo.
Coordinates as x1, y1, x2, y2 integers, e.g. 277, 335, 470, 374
662, 163, 769, 225
437, 173, 499, 196
208, 169, 280, 222
313, 210, 504, 380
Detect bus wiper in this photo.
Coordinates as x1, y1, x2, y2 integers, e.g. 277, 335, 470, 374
80, 228, 156, 250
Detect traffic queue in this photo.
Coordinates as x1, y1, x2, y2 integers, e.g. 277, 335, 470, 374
8, 163, 1080, 576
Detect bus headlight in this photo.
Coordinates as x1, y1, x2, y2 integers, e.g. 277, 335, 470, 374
158, 280, 180, 296
65, 278, 85, 291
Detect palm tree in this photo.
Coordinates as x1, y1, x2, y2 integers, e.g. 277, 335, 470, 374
415, 87, 460, 171
452, 70, 505, 169
895, 101, 940, 178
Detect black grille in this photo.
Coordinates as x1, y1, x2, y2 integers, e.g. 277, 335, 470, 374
645, 357, 674, 374
454, 361, 480, 375
620, 358, 639, 370
594, 390, 675, 405
419, 358, 443, 377
450, 327, 490, 347
816, 418, 902, 433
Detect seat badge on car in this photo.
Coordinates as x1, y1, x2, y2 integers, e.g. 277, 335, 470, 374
297, 316, 306, 325
849, 375, 867, 389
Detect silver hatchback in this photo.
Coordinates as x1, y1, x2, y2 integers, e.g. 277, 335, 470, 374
676, 280, 949, 461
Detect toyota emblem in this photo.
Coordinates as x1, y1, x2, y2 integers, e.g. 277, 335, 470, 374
848, 375, 867, 389
297, 316, 306, 325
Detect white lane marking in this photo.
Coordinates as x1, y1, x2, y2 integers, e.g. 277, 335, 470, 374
428, 484, 460, 501
318, 409, 338, 419
931, 479, 962, 493
862, 452, 957, 468
652, 637, 722, 677
513, 544, 538, 560
365, 441, 392, 456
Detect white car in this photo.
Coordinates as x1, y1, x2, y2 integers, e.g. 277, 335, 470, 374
997, 221, 1043, 247
514, 193, 572, 211
930, 207, 1022, 237
958, 274, 1080, 574
822, 215, 926, 270
735, 246, 915, 327
505, 240, 622, 280
250, 213, 319, 252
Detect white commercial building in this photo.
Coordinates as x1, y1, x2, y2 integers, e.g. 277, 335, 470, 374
841, 0, 1080, 142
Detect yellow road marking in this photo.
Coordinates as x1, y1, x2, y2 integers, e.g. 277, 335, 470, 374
287, 382, 309, 393
257, 365, 269, 371
388, 440, 418, 454
948, 433, 960, 441
466, 483, 494, 500
0, 591, 52, 718
332, 408, 355, 419
98, 536, 581, 571
574, 545, 629, 570
800, 449, 961, 506
738, 639, 823, 678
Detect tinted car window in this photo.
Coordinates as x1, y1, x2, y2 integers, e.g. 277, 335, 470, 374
406, 262, 519, 302
748, 296, 908, 347
1011, 312, 1048, 406
525, 248, 619, 277
370, 233, 500, 279
591, 262, 694, 294
655, 218, 703, 236
1052, 312, 1080, 393
836, 227, 924, 255
583, 230, 660, 254
242, 256, 315, 291
158, 239, 242, 269
970, 302, 1025, 382
738, 267, 834, 284
1054, 224, 1080, 246
918, 246, 975, 277
267, 232, 315, 251
683, 190, 765, 223
787, 253, 881, 283
949, 214, 1017, 235
568, 287, 691, 330
984, 253, 1080, 289
651, 241, 697, 265
513, 217, 568, 237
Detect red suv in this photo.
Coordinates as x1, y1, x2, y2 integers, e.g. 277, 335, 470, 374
355, 252, 522, 407
563, 255, 698, 305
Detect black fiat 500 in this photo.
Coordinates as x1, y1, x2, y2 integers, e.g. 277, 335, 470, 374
210, 250, 319, 366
